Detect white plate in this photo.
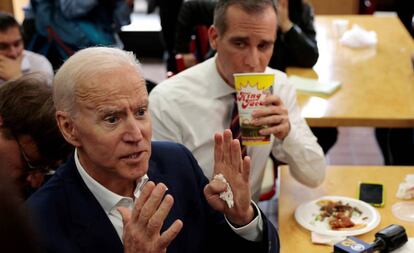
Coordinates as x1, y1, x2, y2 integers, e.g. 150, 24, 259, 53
294, 196, 381, 236
392, 202, 414, 222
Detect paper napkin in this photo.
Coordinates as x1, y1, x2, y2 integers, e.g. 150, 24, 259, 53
288, 75, 341, 96
396, 174, 414, 200
340, 24, 378, 48
311, 232, 346, 246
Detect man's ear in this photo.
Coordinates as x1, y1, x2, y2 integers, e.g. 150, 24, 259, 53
208, 25, 219, 50
56, 111, 81, 147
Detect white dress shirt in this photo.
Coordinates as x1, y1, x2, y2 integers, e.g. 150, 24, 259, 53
0, 50, 54, 85
74, 149, 263, 242
149, 57, 326, 200
75, 149, 148, 240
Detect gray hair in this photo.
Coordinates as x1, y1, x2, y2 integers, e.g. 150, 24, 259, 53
213, 0, 277, 35
53, 47, 143, 115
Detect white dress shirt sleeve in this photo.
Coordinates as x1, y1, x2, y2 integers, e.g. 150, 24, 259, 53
224, 201, 264, 242
271, 73, 326, 187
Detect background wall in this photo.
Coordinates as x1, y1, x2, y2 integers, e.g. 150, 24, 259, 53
0, 0, 29, 23
309, 0, 360, 14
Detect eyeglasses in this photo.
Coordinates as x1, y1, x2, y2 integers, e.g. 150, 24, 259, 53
13, 134, 50, 173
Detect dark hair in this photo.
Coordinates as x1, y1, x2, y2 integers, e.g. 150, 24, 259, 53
0, 11, 21, 33
0, 73, 72, 164
213, 0, 277, 35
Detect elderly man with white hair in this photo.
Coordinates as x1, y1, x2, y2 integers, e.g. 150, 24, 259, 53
27, 46, 279, 253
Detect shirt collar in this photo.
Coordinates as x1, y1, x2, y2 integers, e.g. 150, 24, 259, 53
74, 148, 149, 214
21, 50, 30, 74
208, 55, 236, 99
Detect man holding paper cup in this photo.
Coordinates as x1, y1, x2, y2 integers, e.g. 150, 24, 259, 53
149, 0, 326, 201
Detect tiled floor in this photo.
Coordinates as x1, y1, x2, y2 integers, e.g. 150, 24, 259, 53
327, 127, 383, 165
140, 57, 386, 227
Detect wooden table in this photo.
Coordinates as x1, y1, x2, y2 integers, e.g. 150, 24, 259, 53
287, 15, 414, 127
278, 166, 414, 253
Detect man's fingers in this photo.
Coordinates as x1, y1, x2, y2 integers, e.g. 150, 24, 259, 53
253, 105, 287, 119
132, 181, 155, 221
222, 129, 233, 163
203, 183, 227, 210
147, 194, 174, 235
242, 156, 251, 182
158, 220, 183, 250
253, 114, 285, 127
214, 132, 223, 166
260, 122, 289, 137
204, 179, 227, 201
230, 139, 241, 172
137, 183, 168, 227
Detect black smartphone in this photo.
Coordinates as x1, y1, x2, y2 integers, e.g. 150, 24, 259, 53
358, 182, 384, 207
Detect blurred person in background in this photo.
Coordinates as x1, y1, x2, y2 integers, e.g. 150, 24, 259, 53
0, 12, 53, 85
373, 0, 414, 166
147, 0, 184, 72
28, 0, 134, 69
0, 74, 72, 199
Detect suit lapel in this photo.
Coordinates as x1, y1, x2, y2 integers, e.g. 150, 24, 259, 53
147, 159, 180, 233
62, 158, 124, 253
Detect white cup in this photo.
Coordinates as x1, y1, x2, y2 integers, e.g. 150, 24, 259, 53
332, 19, 349, 38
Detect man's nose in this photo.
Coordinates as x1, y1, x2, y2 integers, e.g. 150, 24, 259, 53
122, 117, 143, 143
6, 45, 19, 59
244, 48, 260, 71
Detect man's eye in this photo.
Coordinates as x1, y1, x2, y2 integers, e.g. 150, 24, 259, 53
13, 40, 23, 48
233, 41, 245, 48
135, 107, 147, 117
258, 43, 271, 51
0, 43, 8, 50
104, 115, 119, 124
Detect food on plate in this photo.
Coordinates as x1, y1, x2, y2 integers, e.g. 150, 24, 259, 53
315, 199, 367, 230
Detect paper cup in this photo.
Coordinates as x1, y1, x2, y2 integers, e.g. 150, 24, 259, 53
234, 73, 274, 146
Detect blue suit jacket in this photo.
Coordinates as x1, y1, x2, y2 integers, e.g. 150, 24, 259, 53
27, 142, 279, 253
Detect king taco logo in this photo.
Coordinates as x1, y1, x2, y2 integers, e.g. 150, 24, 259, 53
237, 91, 264, 109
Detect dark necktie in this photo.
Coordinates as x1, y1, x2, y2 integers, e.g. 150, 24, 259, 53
230, 94, 247, 157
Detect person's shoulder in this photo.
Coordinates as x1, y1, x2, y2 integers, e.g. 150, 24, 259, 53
26, 173, 65, 213
150, 141, 198, 168
23, 50, 53, 73
23, 50, 49, 62
266, 66, 289, 83
26, 161, 74, 209
149, 141, 206, 185
151, 141, 191, 158
150, 59, 214, 99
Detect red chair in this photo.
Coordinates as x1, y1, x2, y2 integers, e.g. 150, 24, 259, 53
259, 156, 279, 201
172, 25, 210, 76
